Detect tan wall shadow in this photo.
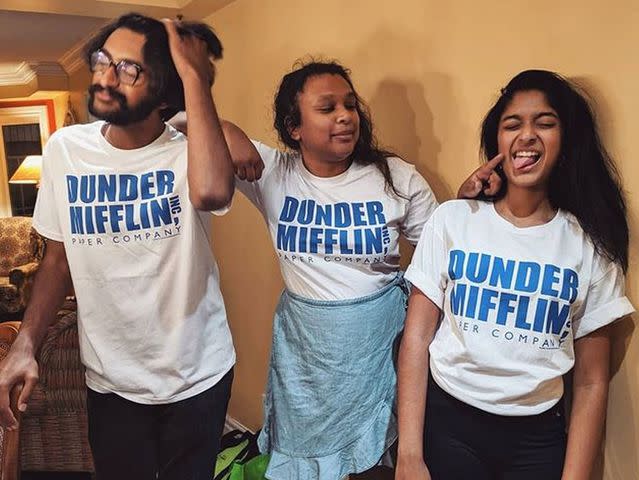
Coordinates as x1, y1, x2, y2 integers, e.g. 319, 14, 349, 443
369, 77, 451, 202
367, 72, 464, 267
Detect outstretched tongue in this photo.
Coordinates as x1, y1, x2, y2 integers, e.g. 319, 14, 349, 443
513, 155, 539, 170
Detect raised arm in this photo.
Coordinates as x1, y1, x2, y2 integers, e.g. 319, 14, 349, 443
0, 240, 72, 429
166, 115, 264, 183
163, 19, 235, 211
221, 120, 264, 182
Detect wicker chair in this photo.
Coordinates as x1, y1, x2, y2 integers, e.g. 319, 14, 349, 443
0, 217, 44, 316
0, 301, 94, 478
0, 322, 21, 480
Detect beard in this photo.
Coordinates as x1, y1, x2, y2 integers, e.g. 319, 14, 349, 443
88, 84, 161, 126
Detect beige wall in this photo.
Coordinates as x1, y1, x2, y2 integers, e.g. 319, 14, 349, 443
207, 1, 638, 478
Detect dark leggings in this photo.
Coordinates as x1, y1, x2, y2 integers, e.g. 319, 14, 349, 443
424, 376, 567, 480
87, 368, 233, 480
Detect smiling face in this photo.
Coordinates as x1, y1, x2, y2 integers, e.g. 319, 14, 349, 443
290, 73, 361, 168
497, 90, 562, 191
88, 27, 161, 125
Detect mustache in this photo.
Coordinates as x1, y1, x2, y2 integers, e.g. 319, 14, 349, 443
88, 84, 127, 106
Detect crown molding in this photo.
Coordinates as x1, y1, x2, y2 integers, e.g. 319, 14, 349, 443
0, 63, 35, 86
0, 62, 68, 87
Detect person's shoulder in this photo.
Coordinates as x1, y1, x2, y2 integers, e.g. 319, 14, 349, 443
379, 156, 428, 191
433, 198, 485, 219
419, 200, 485, 237
553, 209, 593, 247
165, 122, 186, 141
556, 209, 582, 230
50, 121, 102, 143
385, 156, 418, 174
554, 209, 601, 259
386, 155, 411, 167
384, 156, 435, 188
161, 123, 188, 153
250, 139, 296, 174
44, 122, 103, 155
559, 208, 625, 284
251, 139, 284, 159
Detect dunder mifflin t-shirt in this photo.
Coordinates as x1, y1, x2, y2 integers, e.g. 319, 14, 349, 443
237, 141, 439, 300
405, 199, 634, 416
33, 121, 235, 404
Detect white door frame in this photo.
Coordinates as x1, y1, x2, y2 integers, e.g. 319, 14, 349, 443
0, 105, 50, 217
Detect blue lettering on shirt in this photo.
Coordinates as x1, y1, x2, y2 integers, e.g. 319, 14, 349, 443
275, 196, 390, 256
66, 171, 181, 235
447, 249, 579, 344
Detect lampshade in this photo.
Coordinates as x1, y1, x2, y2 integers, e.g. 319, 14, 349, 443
9, 155, 42, 184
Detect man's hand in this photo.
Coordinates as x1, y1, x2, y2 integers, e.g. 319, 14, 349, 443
457, 153, 504, 199
0, 350, 39, 430
162, 19, 213, 84
0, 239, 72, 430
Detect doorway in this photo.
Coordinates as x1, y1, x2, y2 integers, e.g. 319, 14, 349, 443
0, 103, 51, 217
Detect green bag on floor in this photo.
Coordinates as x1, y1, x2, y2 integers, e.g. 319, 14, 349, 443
215, 429, 261, 480
228, 454, 270, 480
214, 438, 250, 480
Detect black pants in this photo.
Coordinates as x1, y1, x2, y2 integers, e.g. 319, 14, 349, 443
87, 368, 233, 480
424, 376, 566, 480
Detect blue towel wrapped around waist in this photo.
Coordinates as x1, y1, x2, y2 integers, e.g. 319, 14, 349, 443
258, 275, 408, 480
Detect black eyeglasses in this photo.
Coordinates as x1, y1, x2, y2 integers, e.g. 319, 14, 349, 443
90, 50, 144, 86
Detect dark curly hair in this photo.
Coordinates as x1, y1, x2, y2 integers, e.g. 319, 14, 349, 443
83, 12, 222, 121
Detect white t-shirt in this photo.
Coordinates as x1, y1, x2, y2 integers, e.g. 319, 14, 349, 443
33, 121, 235, 404
405, 200, 634, 416
238, 141, 438, 300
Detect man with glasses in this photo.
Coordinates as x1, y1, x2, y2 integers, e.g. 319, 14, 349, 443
0, 13, 238, 480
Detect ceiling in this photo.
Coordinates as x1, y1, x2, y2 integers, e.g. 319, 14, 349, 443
0, 0, 233, 94
0, 11, 106, 63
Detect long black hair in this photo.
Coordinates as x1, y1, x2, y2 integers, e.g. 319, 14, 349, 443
83, 13, 222, 121
480, 69, 629, 271
273, 60, 404, 197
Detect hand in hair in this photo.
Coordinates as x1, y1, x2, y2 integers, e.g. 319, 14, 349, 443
161, 18, 216, 85
457, 153, 504, 199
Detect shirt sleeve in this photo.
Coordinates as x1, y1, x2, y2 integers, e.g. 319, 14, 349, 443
404, 207, 448, 308
234, 140, 284, 216
572, 258, 635, 339
400, 166, 439, 245
32, 136, 64, 241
